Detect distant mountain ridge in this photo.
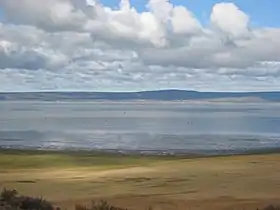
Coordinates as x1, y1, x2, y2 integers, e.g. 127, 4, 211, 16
0, 90, 280, 101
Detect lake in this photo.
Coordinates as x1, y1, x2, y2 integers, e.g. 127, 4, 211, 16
1, 101, 280, 154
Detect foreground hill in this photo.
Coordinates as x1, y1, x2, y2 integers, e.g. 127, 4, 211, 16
0, 90, 280, 102
1, 151, 280, 210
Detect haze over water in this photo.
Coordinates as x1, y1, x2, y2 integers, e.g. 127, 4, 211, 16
1, 101, 280, 154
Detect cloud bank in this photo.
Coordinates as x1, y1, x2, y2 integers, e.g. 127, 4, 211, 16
0, 0, 280, 92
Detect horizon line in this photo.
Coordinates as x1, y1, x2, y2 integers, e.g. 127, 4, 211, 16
1, 89, 280, 94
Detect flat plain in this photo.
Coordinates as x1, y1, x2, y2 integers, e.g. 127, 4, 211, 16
1, 151, 280, 210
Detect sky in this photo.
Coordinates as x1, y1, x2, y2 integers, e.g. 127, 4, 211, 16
0, 0, 279, 92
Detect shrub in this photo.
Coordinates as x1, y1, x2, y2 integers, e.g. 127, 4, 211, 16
260, 205, 280, 210
75, 200, 127, 210
0, 189, 18, 203
0, 189, 53, 210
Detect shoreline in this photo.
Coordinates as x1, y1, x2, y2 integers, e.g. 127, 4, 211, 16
1, 147, 280, 158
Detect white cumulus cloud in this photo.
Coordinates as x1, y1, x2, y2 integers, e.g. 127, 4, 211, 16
0, 0, 280, 92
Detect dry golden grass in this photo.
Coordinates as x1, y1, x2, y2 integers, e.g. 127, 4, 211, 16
1, 151, 280, 210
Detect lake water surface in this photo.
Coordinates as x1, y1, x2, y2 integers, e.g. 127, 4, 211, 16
1, 101, 280, 154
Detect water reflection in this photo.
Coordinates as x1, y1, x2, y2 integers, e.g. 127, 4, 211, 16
0, 101, 280, 154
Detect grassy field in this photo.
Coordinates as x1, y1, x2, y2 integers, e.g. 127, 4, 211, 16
0, 150, 172, 169
1, 150, 280, 210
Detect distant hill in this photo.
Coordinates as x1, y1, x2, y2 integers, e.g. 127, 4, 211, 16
0, 90, 280, 102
